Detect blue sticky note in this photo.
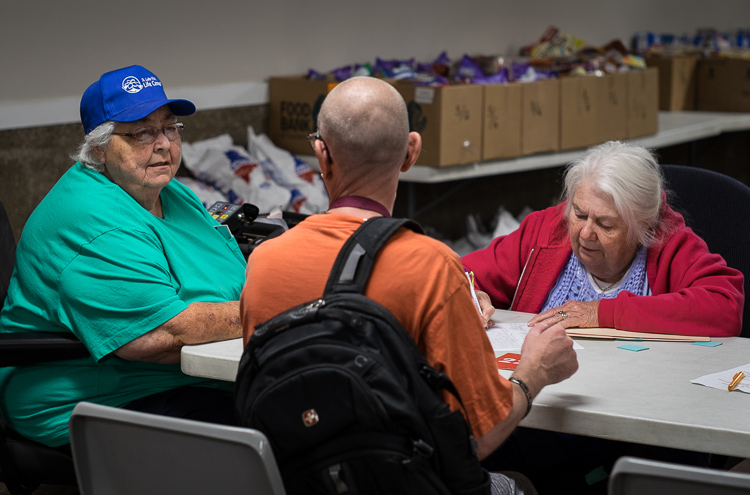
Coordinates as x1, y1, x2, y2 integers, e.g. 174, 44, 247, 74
692, 341, 722, 347
618, 344, 649, 352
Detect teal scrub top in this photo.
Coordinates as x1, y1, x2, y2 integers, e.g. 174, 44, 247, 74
0, 163, 246, 447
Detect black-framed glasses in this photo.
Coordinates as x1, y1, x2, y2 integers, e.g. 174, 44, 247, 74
307, 132, 334, 161
307, 132, 323, 151
113, 122, 185, 145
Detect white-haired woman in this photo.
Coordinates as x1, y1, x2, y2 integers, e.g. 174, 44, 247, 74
463, 141, 744, 337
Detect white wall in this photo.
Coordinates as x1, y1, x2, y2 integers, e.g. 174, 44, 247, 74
2, 0, 748, 129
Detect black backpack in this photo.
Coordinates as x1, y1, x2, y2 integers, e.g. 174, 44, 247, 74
235, 217, 491, 495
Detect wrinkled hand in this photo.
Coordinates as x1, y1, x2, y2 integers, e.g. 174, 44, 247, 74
527, 300, 600, 330
476, 290, 496, 328
515, 322, 579, 394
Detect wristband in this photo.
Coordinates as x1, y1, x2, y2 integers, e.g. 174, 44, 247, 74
508, 376, 533, 419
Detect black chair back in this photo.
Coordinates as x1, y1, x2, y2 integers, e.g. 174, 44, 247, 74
661, 164, 750, 338
0, 201, 16, 313
0, 201, 89, 365
0, 200, 80, 493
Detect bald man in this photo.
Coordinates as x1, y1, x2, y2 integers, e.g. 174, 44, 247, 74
240, 77, 578, 495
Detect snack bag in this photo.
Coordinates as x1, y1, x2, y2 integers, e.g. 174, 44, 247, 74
417, 51, 452, 78
455, 54, 486, 82
308, 63, 372, 82
511, 62, 552, 82
524, 26, 587, 59
373, 57, 416, 79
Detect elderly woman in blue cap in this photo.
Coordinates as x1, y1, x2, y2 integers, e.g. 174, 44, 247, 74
0, 66, 246, 449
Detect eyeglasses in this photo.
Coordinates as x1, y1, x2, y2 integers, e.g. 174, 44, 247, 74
307, 132, 323, 151
113, 122, 185, 145
307, 132, 334, 161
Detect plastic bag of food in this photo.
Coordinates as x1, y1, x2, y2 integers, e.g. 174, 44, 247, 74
247, 127, 329, 214
182, 134, 291, 213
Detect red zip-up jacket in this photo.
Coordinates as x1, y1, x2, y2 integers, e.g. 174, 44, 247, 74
462, 201, 744, 337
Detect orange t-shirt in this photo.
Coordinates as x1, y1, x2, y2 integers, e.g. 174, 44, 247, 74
240, 213, 512, 438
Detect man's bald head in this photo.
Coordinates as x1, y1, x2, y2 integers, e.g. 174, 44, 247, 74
317, 77, 410, 173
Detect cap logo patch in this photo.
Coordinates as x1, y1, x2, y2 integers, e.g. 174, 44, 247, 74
122, 75, 163, 94
122, 76, 144, 94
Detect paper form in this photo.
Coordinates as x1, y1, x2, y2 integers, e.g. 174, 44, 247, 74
486, 323, 530, 352
487, 322, 584, 352
691, 363, 750, 393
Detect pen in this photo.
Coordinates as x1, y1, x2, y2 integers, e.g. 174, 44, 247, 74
728, 371, 745, 391
465, 270, 483, 314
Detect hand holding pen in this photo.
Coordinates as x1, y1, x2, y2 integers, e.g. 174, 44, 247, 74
464, 270, 495, 328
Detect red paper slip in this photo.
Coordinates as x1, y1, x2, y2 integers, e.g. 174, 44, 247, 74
497, 353, 521, 370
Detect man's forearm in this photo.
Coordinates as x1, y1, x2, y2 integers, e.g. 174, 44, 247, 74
475, 385, 529, 460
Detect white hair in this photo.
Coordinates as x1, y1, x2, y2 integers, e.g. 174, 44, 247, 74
71, 121, 116, 173
563, 141, 664, 246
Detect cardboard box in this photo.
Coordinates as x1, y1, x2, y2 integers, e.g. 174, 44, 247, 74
696, 58, 750, 112
521, 79, 560, 155
559, 76, 600, 151
627, 67, 659, 139
645, 56, 699, 111
268, 76, 337, 156
597, 73, 629, 143
394, 82, 484, 167
482, 83, 522, 161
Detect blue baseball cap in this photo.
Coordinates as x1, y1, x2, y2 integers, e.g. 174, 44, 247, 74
80, 65, 196, 134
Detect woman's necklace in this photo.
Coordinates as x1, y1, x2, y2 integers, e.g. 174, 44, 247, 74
591, 266, 629, 293
591, 276, 620, 293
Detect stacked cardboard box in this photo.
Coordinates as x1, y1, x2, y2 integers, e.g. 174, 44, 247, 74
391, 82, 484, 167
559, 76, 599, 151
481, 83, 522, 160
267, 69, 659, 168
696, 58, 750, 112
521, 79, 560, 155
642, 56, 750, 113
628, 67, 660, 138
597, 73, 630, 143
645, 56, 700, 111
267, 76, 334, 157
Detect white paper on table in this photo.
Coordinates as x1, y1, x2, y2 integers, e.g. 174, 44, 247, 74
487, 322, 584, 352
691, 363, 750, 393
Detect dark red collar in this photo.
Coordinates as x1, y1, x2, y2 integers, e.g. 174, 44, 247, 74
328, 196, 391, 218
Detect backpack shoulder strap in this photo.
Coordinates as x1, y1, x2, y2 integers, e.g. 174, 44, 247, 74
324, 217, 424, 296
